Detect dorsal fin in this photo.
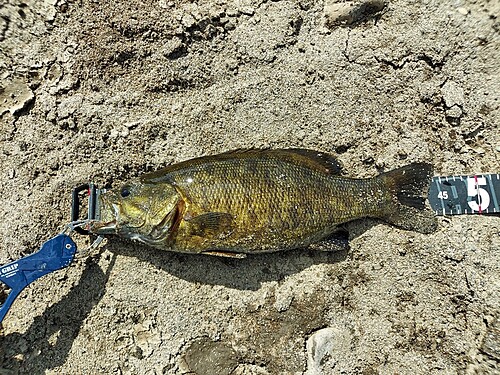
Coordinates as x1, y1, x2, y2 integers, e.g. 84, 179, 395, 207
141, 148, 343, 182
277, 148, 343, 175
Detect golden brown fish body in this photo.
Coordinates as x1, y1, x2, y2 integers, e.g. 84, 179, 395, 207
90, 149, 436, 256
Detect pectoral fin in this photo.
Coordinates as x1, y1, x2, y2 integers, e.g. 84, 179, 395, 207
186, 212, 234, 237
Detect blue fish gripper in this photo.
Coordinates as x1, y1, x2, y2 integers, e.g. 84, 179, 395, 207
0, 234, 77, 323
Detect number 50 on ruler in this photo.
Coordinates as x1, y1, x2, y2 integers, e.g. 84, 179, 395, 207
428, 174, 500, 216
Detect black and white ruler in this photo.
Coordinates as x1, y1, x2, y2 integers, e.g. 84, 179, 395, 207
428, 174, 500, 216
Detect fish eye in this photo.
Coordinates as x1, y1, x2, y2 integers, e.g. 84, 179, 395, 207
120, 187, 131, 198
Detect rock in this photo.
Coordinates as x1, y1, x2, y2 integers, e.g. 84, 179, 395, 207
457, 7, 468, 16
44, 0, 58, 22
226, 7, 240, 17
225, 57, 239, 71
471, 146, 485, 155
130, 345, 143, 359
50, 74, 79, 95
109, 128, 120, 139
125, 120, 141, 129
182, 338, 238, 375
324, 0, 386, 28
158, 0, 169, 9
46, 63, 63, 84
440, 247, 465, 262
445, 104, 463, 119
305, 326, 352, 375
121, 127, 130, 137
162, 36, 184, 58
0, 80, 35, 115
441, 80, 465, 108
181, 13, 196, 28
240, 6, 255, 16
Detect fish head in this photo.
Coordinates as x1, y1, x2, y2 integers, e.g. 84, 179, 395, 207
90, 180, 182, 244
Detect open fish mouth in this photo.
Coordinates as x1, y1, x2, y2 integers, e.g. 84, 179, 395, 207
90, 219, 118, 234
89, 199, 120, 234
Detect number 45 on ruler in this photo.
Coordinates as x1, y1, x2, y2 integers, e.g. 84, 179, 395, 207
428, 174, 500, 216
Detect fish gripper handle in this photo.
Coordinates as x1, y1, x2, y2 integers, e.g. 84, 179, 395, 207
0, 234, 77, 323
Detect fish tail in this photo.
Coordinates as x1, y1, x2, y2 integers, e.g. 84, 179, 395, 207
379, 163, 437, 234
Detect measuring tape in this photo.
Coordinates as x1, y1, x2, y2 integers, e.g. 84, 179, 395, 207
428, 174, 500, 215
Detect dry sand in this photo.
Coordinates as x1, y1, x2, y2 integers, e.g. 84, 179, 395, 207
0, 0, 499, 373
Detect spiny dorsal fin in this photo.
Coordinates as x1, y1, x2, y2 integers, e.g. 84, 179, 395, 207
141, 149, 343, 183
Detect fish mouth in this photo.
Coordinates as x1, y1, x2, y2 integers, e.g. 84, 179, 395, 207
89, 199, 120, 234
90, 219, 118, 234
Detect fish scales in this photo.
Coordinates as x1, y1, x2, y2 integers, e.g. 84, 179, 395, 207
91, 149, 436, 256
157, 158, 372, 250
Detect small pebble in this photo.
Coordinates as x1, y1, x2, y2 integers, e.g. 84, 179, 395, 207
225, 58, 239, 71
240, 6, 255, 16
109, 128, 120, 139
372, 262, 383, 271
125, 121, 141, 129
457, 7, 468, 15
162, 36, 183, 58
323, 0, 386, 28
182, 14, 196, 28
445, 105, 463, 119
472, 146, 485, 155
441, 80, 465, 108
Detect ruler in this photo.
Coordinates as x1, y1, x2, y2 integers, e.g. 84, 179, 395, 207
428, 174, 500, 216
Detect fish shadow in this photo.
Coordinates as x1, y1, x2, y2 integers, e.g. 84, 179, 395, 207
104, 219, 388, 291
0, 254, 115, 374
102, 225, 376, 291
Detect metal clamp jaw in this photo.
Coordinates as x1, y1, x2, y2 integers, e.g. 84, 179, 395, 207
71, 183, 101, 234
0, 234, 77, 323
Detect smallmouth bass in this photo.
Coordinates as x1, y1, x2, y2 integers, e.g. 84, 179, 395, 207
90, 149, 437, 257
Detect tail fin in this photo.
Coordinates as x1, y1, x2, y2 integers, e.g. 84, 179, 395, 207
380, 163, 437, 234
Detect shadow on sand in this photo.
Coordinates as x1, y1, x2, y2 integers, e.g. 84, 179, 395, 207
0, 254, 116, 374
102, 225, 366, 291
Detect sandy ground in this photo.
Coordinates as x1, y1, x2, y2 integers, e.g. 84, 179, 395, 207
0, 0, 499, 374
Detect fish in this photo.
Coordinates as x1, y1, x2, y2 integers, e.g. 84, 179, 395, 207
89, 149, 437, 257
